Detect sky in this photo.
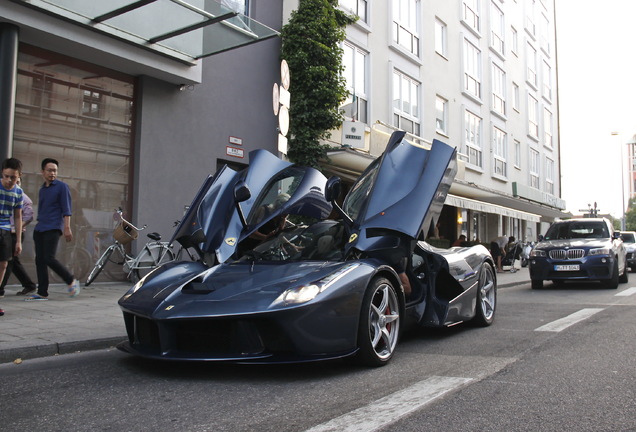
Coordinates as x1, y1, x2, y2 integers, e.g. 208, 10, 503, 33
556, 1, 636, 218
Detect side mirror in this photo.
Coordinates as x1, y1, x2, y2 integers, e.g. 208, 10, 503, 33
233, 181, 251, 203
613, 231, 621, 240
324, 176, 341, 202
538, 234, 544, 242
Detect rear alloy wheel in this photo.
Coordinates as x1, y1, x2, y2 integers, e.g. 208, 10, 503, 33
531, 279, 543, 290
472, 262, 496, 326
356, 277, 400, 367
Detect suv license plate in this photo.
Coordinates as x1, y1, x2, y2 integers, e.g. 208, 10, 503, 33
555, 264, 580, 271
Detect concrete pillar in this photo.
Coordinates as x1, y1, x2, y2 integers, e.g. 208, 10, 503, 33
0, 23, 19, 159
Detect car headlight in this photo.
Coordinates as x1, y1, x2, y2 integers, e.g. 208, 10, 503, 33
530, 249, 546, 258
589, 248, 611, 256
272, 263, 360, 307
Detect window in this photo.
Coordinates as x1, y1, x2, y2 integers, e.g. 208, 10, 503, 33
221, 0, 248, 14
436, 95, 448, 134
81, 88, 103, 126
526, 0, 536, 38
512, 82, 520, 111
464, 110, 483, 168
462, 0, 480, 33
540, 12, 550, 54
528, 94, 538, 138
511, 26, 518, 54
435, 18, 447, 57
490, 2, 504, 55
529, 148, 540, 189
493, 126, 507, 177
340, 0, 367, 23
30, 73, 53, 116
492, 63, 506, 116
341, 42, 368, 123
545, 157, 554, 195
543, 108, 552, 148
527, 42, 537, 87
542, 60, 552, 100
393, 0, 420, 56
463, 39, 481, 99
393, 70, 420, 135
514, 139, 521, 168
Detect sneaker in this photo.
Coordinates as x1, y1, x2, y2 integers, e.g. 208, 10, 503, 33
0, 292, 4, 299
16, 287, 36, 296
0, 308, 4, 316
68, 279, 81, 298
25, 294, 48, 301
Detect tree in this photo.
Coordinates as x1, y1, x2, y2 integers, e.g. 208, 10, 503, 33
625, 197, 636, 231
280, 0, 356, 167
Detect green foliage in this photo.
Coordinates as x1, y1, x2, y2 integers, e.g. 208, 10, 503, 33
624, 197, 636, 231
280, 0, 356, 167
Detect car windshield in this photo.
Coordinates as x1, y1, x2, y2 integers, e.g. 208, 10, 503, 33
621, 233, 635, 243
236, 220, 345, 263
544, 221, 609, 240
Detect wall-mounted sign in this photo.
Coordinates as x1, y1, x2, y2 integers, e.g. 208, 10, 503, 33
229, 136, 242, 146
226, 146, 244, 158
342, 121, 364, 148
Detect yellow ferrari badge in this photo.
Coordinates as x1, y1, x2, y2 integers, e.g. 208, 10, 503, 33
348, 233, 358, 243
225, 237, 236, 246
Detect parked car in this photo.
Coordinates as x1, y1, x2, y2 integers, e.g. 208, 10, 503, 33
620, 231, 636, 272
117, 131, 497, 366
529, 218, 628, 289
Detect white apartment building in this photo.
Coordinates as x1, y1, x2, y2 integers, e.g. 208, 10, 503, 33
311, 0, 568, 246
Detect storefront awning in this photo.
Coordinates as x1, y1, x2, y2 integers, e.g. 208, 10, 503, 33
13, 0, 279, 63
446, 194, 541, 223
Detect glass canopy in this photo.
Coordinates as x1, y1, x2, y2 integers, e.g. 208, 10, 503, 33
17, 0, 279, 63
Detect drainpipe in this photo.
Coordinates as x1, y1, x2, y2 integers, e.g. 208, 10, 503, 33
0, 23, 19, 159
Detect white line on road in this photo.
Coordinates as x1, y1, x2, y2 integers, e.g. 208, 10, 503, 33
302, 376, 473, 432
534, 308, 604, 332
615, 287, 636, 297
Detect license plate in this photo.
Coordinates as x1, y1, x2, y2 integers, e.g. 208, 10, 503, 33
554, 264, 580, 271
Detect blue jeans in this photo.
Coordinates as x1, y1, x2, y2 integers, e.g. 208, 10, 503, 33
34, 229, 73, 296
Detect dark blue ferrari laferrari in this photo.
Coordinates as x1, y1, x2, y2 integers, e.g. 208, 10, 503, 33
117, 131, 497, 366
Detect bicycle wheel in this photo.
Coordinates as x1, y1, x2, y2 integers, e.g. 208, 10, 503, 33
132, 243, 175, 282
63, 246, 92, 281
86, 245, 115, 286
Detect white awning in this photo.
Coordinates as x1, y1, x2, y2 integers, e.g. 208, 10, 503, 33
446, 194, 541, 223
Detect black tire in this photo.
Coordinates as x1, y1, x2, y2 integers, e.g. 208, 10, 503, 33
619, 263, 629, 284
472, 262, 496, 326
531, 279, 543, 290
604, 261, 619, 289
355, 277, 400, 367
132, 244, 175, 282
86, 246, 115, 286
521, 258, 528, 268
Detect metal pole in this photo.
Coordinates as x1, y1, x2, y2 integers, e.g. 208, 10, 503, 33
0, 23, 19, 159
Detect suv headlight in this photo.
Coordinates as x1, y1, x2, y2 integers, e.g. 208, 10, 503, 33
589, 248, 611, 256
530, 249, 546, 258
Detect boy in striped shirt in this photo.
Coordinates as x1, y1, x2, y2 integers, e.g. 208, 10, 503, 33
0, 158, 23, 314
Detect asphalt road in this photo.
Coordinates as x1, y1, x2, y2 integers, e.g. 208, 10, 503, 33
2, 280, 635, 432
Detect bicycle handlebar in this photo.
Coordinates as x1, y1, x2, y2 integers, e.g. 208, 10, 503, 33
115, 208, 147, 232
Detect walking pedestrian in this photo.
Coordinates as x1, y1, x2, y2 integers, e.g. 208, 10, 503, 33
6, 177, 37, 296
0, 158, 25, 307
26, 158, 80, 301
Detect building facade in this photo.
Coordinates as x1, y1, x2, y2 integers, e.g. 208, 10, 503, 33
317, 0, 568, 247
0, 0, 283, 281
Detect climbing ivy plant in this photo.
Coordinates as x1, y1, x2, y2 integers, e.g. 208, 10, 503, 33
280, 0, 356, 167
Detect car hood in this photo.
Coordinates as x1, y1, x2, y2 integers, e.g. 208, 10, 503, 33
342, 131, 457, 253
119, 260, 364, 319
171, 149, 333, 263
536, 239, 613, 249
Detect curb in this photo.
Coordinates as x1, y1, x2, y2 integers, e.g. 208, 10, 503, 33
0, 336, 126, 365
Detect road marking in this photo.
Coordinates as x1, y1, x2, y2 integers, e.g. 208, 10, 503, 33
615, 287, 636, 297
534, 308, 604, 332
303, 376, 472, 432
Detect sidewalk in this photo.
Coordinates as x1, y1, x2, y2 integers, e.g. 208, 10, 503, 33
0, 267, 531, 364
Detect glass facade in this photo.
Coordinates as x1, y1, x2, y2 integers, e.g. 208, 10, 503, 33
13, 45, 135, 282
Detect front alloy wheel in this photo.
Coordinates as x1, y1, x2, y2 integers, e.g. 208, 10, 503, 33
356, 277, 400, 367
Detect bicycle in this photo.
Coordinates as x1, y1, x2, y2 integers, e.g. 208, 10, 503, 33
85, 209, 176, 286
